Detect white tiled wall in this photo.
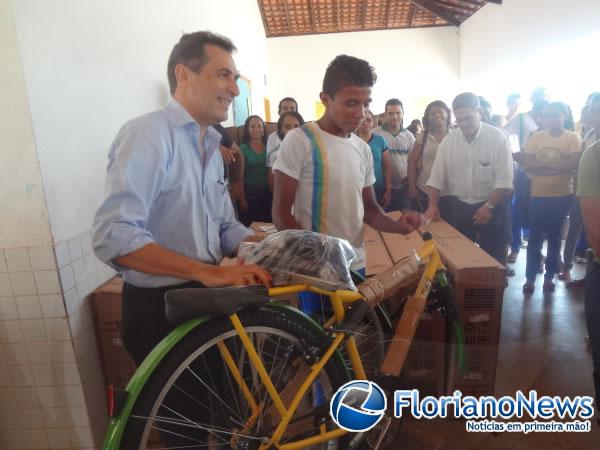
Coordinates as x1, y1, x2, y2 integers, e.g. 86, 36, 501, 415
0, 232, 115, 449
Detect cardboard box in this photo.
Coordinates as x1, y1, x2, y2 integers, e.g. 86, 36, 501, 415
364, 224, 393, 277
379, 214, 505, 396
441, 239, 505, 397
400, 310, 446, 396
91, 277, 137, 389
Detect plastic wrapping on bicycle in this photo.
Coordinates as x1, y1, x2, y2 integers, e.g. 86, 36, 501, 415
357, 253, 423, 308
164, 285, 270, 325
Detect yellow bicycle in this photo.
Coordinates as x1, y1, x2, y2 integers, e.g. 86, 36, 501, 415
103, 231, 465, 450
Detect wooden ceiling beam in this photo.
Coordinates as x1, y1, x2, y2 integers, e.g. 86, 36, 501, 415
459, 0, 485, 6
361, 0, 369, 29
282, 0, 293, 33
409, 3, 416, 27
411, 0, 461, 26
436, 1, 479, 17
385, 0, 392, 29
307, 0, 315, 33
438, 0, 479, 12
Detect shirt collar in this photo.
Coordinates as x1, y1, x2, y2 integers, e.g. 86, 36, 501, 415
165, 97, 221, 147
461, 123, 483, 145
382, 123, 406, 135
165, 97, 197, 128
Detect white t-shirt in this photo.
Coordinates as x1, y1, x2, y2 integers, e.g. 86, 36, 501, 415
427, 123, 514, 205
373, 126, 415, 189
273, 122, 376, 269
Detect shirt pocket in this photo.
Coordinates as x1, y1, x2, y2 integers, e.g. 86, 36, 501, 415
474, 161, 494, 188
204, 163, 228, 220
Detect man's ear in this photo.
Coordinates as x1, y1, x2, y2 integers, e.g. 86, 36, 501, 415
320, 92, 331, 108
174, 63, 190, 89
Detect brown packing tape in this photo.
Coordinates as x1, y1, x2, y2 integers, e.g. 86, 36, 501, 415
357, 255, 422, 306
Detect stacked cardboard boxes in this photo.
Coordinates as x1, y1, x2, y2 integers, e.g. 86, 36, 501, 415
91, 277, 136, 389
378, 223, 447, 396
91, 219, 504, 397
378, 213, 505, 396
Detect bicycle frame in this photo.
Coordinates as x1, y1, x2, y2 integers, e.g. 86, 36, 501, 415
226, 238, 445, 450
101, 237, 452, 450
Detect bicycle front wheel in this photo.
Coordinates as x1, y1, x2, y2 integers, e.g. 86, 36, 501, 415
120, 307, 351, 450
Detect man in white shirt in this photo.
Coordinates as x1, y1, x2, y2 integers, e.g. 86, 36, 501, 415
373, 98, 415, 211
426, 92, 514, 264
266, 97, 298, 155
272, 55, 421, 313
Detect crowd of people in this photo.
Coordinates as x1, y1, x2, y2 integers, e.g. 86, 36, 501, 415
219, 85, 599, 296
91, 30, 600, 436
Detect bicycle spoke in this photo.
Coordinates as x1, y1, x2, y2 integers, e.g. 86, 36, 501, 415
126, 314, 347, 450
221, 337, 245, 425
184, 365, 242, 421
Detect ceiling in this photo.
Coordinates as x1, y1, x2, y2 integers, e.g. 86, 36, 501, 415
257, 0, 501, 37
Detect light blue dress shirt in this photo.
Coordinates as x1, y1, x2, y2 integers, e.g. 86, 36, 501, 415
93, 98, 253, 288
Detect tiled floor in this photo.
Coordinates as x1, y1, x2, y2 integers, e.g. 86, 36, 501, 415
397, 248, 600, 449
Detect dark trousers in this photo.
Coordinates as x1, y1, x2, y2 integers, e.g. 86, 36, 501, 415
122, 281, 204, 364
409, 188, 429, 213
387, 187, 410, 212
240, 185, 272, 226
585, 262, 600, 413
511, 169, 532, 252
525, 195, 573, 281
445, 197, 508, 265
122, 281, 212, 448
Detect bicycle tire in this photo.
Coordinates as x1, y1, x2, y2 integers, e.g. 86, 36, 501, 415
120, 307, 352, 449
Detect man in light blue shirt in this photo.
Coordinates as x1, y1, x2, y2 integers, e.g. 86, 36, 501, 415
93, 31, 271, 367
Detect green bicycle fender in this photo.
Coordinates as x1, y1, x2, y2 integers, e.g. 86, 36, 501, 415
261, 302, 352, 380
102, 316, 210, 450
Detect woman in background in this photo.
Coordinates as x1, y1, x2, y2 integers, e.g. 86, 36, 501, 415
267, 111, 304, 191
407, 100, 452, 213
239, 115, 271, 225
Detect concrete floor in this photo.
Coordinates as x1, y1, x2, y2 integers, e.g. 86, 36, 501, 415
396, 249, 599, 449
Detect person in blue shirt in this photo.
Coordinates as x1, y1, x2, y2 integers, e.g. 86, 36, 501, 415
356, 109, 392, 209
93, 31, 272, 447
92, 31, 271, 365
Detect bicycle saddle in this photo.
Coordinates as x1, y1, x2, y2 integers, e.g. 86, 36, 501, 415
164, 285, 270, 325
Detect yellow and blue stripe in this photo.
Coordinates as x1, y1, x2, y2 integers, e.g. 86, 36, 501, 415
301, 123, 329, 233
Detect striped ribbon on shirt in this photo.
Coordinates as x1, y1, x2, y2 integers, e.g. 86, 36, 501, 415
301, 123, 329, 233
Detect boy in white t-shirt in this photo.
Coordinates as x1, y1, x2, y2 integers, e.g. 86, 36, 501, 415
272, 54, 421, 313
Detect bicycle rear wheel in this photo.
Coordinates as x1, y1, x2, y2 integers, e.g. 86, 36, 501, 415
120, 307, 351, 449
